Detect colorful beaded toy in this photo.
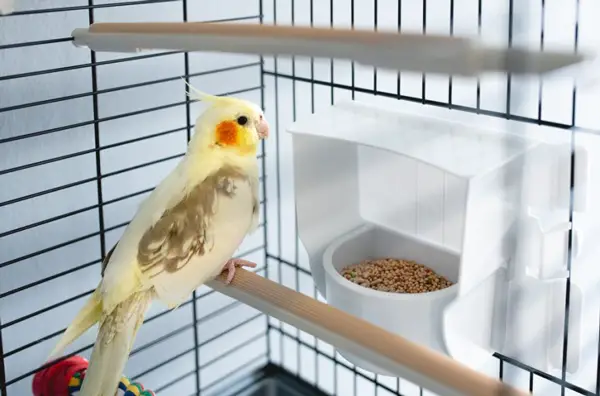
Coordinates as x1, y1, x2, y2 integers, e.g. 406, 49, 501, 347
33, 356, 156, 396
68, 370, 155, 396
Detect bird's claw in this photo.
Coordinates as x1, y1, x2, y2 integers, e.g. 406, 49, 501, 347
223, 258, 257, 284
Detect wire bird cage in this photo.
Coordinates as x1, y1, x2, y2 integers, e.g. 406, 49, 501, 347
1, 0, 599, 395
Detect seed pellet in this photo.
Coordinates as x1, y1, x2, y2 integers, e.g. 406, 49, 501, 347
340, 258, 454, 294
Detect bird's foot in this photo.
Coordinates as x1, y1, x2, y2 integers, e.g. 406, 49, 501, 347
223, 258, 257, 284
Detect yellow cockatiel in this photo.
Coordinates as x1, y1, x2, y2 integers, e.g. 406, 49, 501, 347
47, 84, 270, 396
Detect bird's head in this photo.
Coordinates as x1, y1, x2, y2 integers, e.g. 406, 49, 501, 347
186, 82, 269, 161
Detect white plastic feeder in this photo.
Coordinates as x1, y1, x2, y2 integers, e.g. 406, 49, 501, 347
289, 100, 588, 376
323, 224, 460, 375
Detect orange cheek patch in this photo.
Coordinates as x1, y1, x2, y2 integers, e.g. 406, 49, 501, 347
215, 121, 240, 146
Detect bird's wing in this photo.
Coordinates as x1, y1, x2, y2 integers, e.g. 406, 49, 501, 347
136, 164, 257, 307
101, 243, 117, 277
99, 159, 191, 312
247, 174, 260, 234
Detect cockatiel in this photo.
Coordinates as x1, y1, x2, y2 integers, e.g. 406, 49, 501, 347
46, 84, 269, 396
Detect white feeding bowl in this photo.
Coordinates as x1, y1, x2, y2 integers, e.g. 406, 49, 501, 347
291, 99, 590, 377
323, 224, 460, 376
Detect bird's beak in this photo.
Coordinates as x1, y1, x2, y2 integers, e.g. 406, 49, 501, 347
257, 117, 269, 139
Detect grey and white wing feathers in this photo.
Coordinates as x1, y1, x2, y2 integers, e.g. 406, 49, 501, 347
136, 164, 258, 307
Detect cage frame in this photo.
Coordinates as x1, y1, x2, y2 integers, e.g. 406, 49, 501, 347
0, 0, 596, 395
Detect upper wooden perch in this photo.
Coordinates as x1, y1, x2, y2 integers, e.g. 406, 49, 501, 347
208, 269, 530, 396
71, 22, 588, 77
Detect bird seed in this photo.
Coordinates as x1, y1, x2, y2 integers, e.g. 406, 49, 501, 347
340, 258, 454, 294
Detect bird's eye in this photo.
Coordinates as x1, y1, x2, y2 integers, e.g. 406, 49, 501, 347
237, 116, 248, 126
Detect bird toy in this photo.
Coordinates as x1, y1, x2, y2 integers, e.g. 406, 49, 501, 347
32, 356, 155, 396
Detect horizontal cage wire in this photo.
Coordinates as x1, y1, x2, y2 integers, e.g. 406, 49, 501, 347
0, 1, 599, 396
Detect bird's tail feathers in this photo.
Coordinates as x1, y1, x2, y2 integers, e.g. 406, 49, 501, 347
79, 290, 152, 396
47, 285, 103, 362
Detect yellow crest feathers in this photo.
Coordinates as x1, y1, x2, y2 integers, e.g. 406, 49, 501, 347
183, 79, 235, 104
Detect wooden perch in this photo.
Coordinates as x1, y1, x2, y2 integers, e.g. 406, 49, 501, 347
71, 22, 587, 76
207, 269, 530, 396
